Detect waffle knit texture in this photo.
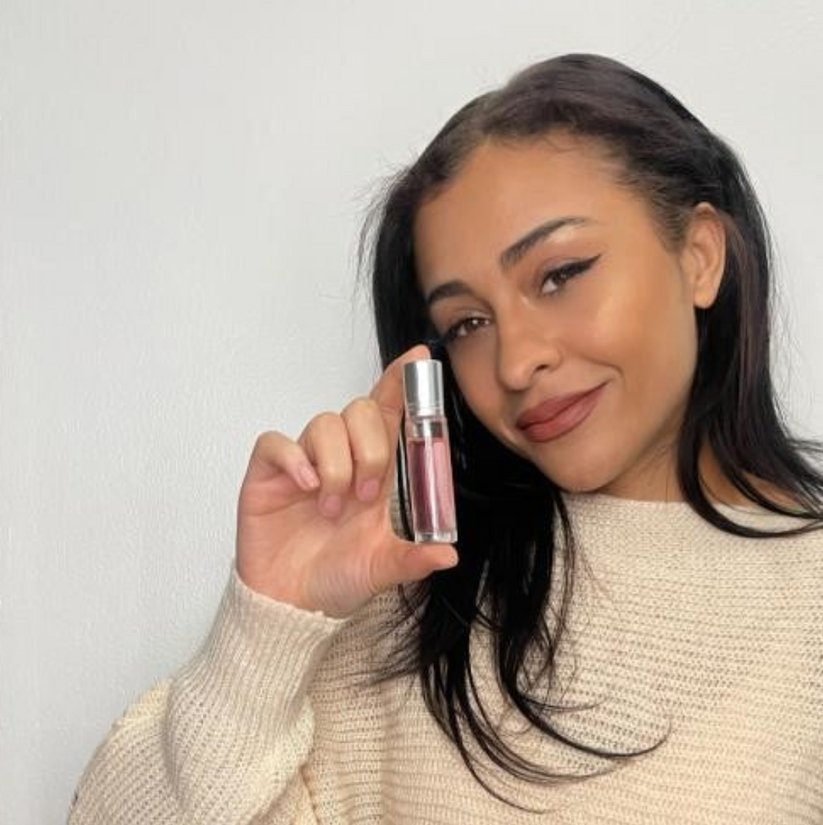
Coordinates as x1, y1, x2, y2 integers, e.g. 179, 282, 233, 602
69, 492, 823, 823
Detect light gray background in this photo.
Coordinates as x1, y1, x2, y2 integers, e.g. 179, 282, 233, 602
2, 2, 821, 822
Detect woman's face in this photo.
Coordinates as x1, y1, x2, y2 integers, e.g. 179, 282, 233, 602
413, 133, 724, 500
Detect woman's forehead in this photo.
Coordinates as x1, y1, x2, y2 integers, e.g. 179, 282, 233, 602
412, 139, 628, 273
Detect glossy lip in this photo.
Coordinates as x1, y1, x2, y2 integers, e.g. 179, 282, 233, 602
519, 383, 606, 443
516, 382, 607, 429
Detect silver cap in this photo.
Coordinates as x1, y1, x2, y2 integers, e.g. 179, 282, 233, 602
403, 359, 444, 417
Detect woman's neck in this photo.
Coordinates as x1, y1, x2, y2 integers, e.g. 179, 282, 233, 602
592, 441, 794, 508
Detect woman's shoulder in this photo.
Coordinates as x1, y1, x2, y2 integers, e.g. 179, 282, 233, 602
716, 484, 823, 553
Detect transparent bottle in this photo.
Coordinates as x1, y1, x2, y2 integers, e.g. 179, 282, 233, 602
402, 359, 458, 544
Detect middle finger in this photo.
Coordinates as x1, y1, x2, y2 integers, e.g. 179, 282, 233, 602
341, 396, 391, 503
300, 412, 354, 519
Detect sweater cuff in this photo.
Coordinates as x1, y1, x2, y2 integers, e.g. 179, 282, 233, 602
173, 563, 349, 741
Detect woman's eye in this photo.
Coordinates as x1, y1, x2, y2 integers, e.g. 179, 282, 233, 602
441, 316, 488, 344
540, 254, 601, 294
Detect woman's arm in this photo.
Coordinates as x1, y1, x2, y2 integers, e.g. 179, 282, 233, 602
68, 566, 347, 824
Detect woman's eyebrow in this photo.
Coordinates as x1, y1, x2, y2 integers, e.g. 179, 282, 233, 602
425, 215, 592, 308
500, 215, 591, 270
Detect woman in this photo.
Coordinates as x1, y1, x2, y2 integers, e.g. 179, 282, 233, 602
69, 54, 823, 823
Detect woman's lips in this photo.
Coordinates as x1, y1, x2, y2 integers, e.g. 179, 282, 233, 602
518, 383, 606, 443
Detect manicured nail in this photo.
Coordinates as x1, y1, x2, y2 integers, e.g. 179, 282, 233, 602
319, 495, 342, 518
297, 463, 320, 491
358, 479, 380, 502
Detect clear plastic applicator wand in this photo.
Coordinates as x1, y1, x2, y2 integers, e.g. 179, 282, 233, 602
402, 359, 458, 544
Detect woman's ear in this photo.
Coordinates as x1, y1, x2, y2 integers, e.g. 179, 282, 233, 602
681, 202, 726, 309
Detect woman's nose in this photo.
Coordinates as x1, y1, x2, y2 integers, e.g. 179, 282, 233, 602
495, 306, 562, 391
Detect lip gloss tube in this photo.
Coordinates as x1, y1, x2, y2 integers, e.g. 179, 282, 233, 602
402, 359, 458, 544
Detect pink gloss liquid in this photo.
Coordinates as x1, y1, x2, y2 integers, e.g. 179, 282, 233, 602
406, 432, 457, 543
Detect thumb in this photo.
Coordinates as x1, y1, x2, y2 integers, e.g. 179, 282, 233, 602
372, 536, 459, 593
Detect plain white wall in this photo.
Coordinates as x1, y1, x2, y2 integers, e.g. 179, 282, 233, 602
2, 2, 821, 822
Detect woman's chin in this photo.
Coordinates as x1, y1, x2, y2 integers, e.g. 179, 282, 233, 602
538, 462, 616, 494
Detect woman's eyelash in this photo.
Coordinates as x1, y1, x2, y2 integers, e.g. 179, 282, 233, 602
540, 254, 601, 291
438, 254, 601, 345
439, 317, 486, 345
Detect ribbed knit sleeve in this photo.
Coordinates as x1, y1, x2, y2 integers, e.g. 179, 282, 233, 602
68, 564, 348, 825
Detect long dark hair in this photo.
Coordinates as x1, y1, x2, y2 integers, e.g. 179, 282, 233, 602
358, 53, 823, 809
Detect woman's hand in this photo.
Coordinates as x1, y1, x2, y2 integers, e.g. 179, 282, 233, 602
235, 344, 458, 619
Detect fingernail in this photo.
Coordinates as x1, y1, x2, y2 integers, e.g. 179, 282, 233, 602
297, 463, 320, 491
435, 549, 459, 569
358, 479, 380, 502
319, 495, 342, 518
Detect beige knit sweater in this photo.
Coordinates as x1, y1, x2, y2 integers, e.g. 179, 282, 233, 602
69, 492, 823, 824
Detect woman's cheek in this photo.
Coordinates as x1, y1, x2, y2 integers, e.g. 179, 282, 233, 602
449, 361, 488, 418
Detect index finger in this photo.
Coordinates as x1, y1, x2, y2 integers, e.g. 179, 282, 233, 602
369, 343, 432, 451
